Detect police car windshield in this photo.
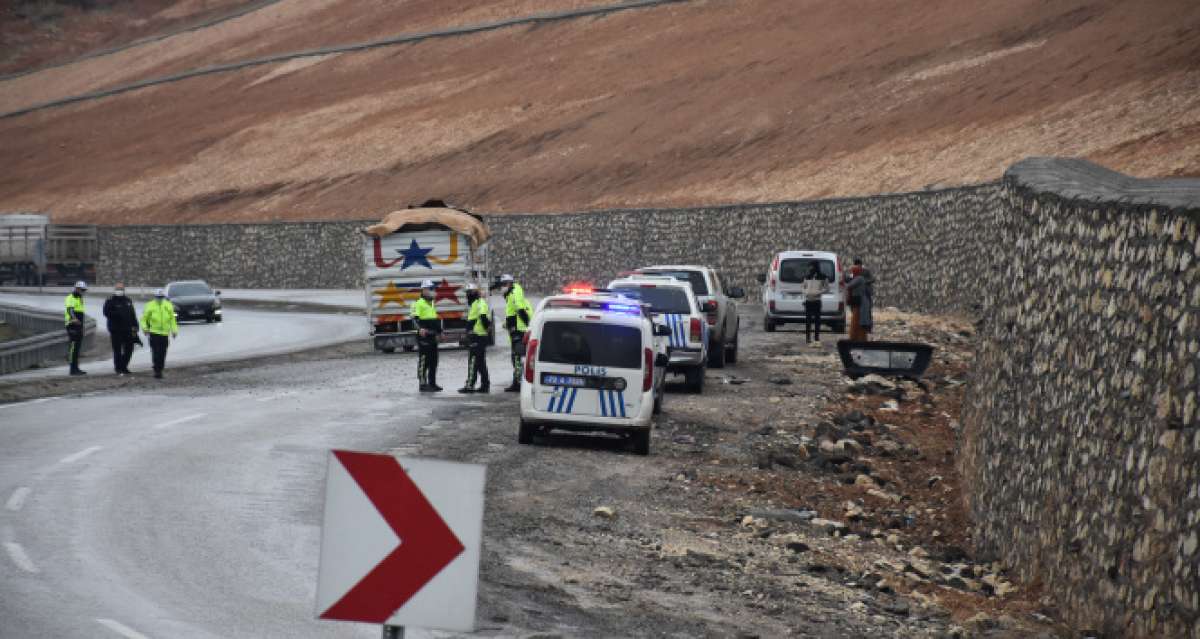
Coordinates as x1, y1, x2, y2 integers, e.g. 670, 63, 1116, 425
168, 282, 212, 296
610, 285, 691, 314
779, 259, 834, 283
639, 270, 708, 295
539, 322, 641, 369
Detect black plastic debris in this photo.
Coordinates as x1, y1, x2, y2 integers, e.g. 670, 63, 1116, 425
836, 340, 934, 379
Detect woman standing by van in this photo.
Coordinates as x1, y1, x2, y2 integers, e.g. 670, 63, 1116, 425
845, 259, 875, 341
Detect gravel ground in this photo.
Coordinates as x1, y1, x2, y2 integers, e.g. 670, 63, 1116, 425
367, 307, 1069, 638
0, 304, 1073, 637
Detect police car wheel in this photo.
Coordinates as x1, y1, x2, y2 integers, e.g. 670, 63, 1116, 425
518, 420, 535, 445
708, 339, 727, 368
653, 390, 664, 415
631, 428, 651, 456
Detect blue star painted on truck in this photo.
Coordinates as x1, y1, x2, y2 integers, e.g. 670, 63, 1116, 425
396, 239, 433, 270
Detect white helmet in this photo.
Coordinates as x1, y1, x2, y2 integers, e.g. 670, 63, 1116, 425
74, 280, 88, 290
154, 288, 166, 297
463, 283, 479, 292
420, 279, 436, 289
499, 274, 514, 283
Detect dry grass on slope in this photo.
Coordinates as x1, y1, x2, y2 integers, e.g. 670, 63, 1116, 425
1, 0, 1198, 224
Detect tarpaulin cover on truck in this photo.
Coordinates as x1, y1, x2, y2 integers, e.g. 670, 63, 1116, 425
364, 208, 490, 248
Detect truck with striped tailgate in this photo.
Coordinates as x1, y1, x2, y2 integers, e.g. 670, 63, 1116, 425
362, 205, 493, 353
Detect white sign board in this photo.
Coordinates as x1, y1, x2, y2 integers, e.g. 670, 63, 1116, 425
315, 451, 485, 632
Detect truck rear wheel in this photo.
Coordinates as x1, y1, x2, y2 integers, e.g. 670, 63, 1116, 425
764, 316, 776, 332
380, 347, 395, 354
685, 367, 705, 394
630, 428, 651, 456
403, 345, 415, 352
726, 326, 739, 364
708, 339, 727, 368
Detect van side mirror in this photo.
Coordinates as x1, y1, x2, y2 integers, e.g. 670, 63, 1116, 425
653, 324, 672, 337
755, 274, 767, 284
654, 353, 669, 367
728, 286, 745, 299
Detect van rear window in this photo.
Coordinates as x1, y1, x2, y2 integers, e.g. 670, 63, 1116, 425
610, 285, 691, 314
779, 259, 835, 283
538, 322, 642, 369
639, 270, 709, 295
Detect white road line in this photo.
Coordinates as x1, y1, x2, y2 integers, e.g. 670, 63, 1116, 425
153, 413, 206, 430
97, 618, 152, 639
256, 392, 292, 402
0, 397, 54, 411
59, 446, 103, 465
5, 487, 30, 512
3, 541, 39, 573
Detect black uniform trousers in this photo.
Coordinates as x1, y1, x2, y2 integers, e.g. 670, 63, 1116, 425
65, 323, 83, 370
148, 333, 170, 372
417, 337, 439, 387
110, 331, 135, 372
803, 300, 822, 342
466, 334, 490, 389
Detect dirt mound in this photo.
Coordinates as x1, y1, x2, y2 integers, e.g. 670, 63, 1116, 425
1, 0, 1198, 224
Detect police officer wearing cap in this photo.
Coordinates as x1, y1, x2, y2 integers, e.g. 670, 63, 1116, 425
64, 281, 88, 375
411, 279, 442, 392
497, 274, 533, 392
459, 283, 491, 393
141, 288, 178, 379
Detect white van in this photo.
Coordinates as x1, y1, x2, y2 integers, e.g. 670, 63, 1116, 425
758, 250, 846, 332
519, 289, 671, 455
607, 275, 709, 392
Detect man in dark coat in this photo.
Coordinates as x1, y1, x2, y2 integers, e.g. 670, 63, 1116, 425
102, 282, 140, 375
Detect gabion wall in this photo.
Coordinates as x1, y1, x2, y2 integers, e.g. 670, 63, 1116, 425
960, 158, 1200, 638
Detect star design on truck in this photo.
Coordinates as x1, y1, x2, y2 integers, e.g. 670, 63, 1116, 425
375, 281, 418, 308
397, 239, 433, 270
434, 279, 462, 304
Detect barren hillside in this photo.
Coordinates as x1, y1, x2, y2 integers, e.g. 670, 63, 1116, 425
1, 0, 1198, 224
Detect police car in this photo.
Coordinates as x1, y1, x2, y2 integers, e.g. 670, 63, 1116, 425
607, 275, 709, 393
519, 287, 671, 455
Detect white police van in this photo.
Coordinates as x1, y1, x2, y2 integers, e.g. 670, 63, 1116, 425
519, 288, 671, 455
607, 275, 709, 393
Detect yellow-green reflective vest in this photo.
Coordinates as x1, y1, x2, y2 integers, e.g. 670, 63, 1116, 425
411, 297, 438, 320
467, 297, 490, 337
505, 283, 533, 332
64, 293, 84, 325
141, 299, 178, 335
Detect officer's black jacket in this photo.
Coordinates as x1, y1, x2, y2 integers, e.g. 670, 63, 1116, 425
103, 295, 138, 333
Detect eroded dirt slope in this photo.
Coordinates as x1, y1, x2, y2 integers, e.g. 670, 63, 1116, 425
1, 0, 1198, 224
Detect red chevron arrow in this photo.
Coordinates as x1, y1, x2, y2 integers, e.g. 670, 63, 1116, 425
320, 450, 465, 623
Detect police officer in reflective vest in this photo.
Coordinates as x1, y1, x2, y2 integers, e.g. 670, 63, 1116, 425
458, 283, 491, 394
498, 274, 533, 392
412, 279, 442, 392
64, 280, 88, 376
141, 288, 178, 379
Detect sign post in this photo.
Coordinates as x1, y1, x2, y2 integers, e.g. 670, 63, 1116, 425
316, 451, 486, 635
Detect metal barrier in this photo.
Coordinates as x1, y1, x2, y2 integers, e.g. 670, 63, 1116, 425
0, 302, 94, 375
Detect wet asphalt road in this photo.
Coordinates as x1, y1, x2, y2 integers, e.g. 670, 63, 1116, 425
0, 292, 365, 380
0, 339, 518, 639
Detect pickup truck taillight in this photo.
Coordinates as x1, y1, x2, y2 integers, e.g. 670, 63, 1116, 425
524, 339, 538, 383
769, 300, 776, 312
690, 317, 703, 343
643, 348, 653, 391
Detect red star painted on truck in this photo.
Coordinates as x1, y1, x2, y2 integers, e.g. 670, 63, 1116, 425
434, 279, 462, 304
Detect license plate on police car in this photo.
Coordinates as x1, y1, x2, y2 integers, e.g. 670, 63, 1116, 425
542, 373, 588, 387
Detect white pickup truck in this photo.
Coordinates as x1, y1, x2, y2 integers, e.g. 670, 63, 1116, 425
362, 205, 493, 353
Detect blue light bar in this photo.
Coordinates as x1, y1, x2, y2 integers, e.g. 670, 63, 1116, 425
602, 303, 640, 313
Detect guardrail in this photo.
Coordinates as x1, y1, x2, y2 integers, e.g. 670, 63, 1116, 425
0, 302, 94, 375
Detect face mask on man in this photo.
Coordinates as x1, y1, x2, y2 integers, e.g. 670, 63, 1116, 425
422, 289, 435, 300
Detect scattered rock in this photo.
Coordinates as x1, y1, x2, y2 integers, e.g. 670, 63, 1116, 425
868, 488, 902, 503
908, 546, 929, 559
964, 612, 997, 631
785, 541, 810, 553
927, 475, 943, 488
593, 506, 616, 519
883, 600, 911, 617
880, 400, 900, 412
768, 376, 793, 385
808, 518, 848, 534
747, 508, 817, 524
848, 601, 868, 613
854, 474, 877, 488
